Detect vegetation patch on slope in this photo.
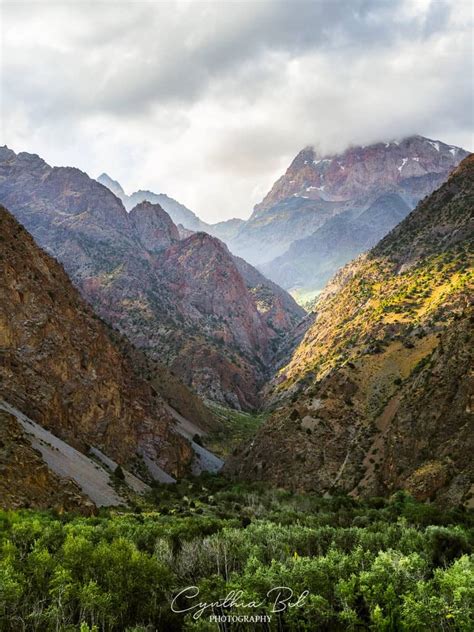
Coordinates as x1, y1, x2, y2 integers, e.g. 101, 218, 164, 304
203, 405, 268, 459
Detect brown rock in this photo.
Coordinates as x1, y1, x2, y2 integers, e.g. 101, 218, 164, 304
0, 204, 193, 482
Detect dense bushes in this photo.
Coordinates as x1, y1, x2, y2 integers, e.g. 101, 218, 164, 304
0, 480, 472, 631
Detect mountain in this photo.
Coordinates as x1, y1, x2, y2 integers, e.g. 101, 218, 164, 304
207, 218, 245, 241
129, 200, 180, 252
226, 154, 474, 506
170, 222, 305, 336
260, 192, 411, 291
229, 136, 469, 293
147, 232, 305, 408
0, 148, 303, 409
96, 172, 126, 198
232, 254, 307, 336
97, 172, 245, 241
97, 172, 209, 231
0, 204, 195, 508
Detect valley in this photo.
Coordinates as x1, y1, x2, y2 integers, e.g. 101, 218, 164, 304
0, 141, 472, 632
0, 143, 472, 511
2, 2, 473, 629
226, 154, 474, 507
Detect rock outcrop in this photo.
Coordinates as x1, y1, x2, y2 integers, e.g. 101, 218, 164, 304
129, 200, 180, 252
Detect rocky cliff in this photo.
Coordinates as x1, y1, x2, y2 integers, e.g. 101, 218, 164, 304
226, 154, 474, 506
148, 232, 305, 408
0, 205, 193, 484
229, 136, 469, 292
129, 200, 180, 252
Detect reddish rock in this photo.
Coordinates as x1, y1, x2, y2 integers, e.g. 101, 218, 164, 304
0, 147, 304, 409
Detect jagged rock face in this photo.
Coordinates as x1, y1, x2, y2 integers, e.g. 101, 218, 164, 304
229, 136, 469, 289
255, 136, 467, 213
233, 254, 306, 334
129, 201, 179, 252
148, 233, 305, 407
0, 149, 303, 409
0, 205, 192, 478
172, 227, 304, 334
155, 233, 270, 355
226, 154, 474, 506
0, 410, 94, 513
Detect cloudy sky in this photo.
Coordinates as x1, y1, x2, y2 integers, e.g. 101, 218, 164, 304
1, 0, 472, 222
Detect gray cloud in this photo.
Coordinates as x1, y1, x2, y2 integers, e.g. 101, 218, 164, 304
1, 0, 472, 222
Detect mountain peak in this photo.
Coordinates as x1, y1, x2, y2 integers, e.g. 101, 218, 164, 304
0, 145, 16, 161
97, 172, 126, 198
129, 200, 180, 252
230, 135, 469, 276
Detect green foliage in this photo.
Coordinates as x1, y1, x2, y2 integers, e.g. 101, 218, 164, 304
0, 485, 472, 631
112, 465, 125, 482
204, 405, 268, 458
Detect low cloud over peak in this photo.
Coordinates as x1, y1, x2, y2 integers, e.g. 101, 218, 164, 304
1, 0, 472, 222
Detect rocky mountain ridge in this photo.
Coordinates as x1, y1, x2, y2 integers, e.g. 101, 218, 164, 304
97, 172, 244, 241
226, 153, 474, 506
0, 148, 304, 409
229, 135, 469, 293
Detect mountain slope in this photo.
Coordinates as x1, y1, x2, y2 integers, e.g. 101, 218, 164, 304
0, 408, 93, 513
208, 218, 245, 241
229, 136, 469, 291
0, 148, 303, 409
233, 254, 306, 336
147, 232, 304, 408
226, 154, 474, 506
0, 204, 193, 491
260, 192, 411, 290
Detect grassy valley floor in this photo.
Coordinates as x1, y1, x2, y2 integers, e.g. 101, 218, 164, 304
0, 475, 473, 631
203, 405, 268, 459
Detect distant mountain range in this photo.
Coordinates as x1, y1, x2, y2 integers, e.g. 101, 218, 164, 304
226, 153, 474, 506
97, 172, 244, 242
230, 135, 469, 295
0, 147, 303, 410
99, 136, 469, 302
